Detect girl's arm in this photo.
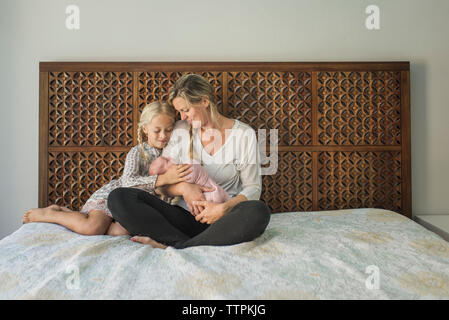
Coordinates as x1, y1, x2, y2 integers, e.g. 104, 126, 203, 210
120, 146, 165, 194
157, 182, 186, 197
155, 120, 189, 195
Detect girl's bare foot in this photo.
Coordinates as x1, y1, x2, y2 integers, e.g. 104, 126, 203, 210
22, 204, 74, 224
131, 236, 167, 249
59, 206, 73, 213
22, 210, 33, 224
22, 207, 58, 224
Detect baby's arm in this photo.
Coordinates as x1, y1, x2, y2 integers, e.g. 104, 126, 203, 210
153, 157, 193, 191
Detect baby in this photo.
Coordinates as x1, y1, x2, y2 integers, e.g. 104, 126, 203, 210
149, 156, 231, 205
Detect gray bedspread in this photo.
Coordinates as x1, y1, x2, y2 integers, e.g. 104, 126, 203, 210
1, 208, 448, 299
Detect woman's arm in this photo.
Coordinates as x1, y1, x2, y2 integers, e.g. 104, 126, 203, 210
160, 182, 249, 218
235, 128, 262, 201
194, 128, 262, 224
222, 194, 247, 214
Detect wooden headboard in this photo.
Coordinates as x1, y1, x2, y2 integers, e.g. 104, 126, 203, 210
39, 62, 411, 218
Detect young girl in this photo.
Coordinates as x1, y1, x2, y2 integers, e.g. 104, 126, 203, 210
22, 101, 193, 236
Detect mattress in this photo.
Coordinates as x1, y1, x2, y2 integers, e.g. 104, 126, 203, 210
0, 208, 448, 299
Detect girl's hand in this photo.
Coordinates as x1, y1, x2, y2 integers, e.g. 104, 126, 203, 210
160, 164, 193, 185
182, 183, 216, 216
192, 201, 226, 224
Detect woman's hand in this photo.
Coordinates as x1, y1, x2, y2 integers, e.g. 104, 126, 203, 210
159, 164, 193, 186
192, 201, 227, 224
182, 183, 216, 216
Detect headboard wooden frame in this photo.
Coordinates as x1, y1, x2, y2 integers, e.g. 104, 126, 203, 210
39, 62, 411, 218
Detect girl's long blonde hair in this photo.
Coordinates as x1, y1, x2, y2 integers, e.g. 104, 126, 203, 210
137, 101, 176, 160
168, 74, 220, 163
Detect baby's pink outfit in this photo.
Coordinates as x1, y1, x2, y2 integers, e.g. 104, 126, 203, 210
149, 156, 231, 203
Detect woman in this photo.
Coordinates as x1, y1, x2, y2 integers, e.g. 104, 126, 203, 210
107, 74, 271, 249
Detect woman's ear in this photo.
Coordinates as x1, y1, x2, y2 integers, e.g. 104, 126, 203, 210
202, 97, 210, 109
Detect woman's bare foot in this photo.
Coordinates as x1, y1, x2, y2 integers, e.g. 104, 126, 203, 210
106, 222, 129, 236
131, 236, 167, 249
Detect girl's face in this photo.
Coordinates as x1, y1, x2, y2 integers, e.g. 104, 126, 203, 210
143, 114, 174, 149
172, 97, 209, 129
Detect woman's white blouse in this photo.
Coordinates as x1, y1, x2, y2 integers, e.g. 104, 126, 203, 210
162, 119, 262, 212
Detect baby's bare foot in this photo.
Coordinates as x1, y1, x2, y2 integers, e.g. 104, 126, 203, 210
131, 236, 167, 249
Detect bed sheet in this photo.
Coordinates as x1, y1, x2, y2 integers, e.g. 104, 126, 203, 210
0, 208, 448, 299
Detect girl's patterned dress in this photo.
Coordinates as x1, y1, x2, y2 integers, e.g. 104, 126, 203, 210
80, 142, 173, 217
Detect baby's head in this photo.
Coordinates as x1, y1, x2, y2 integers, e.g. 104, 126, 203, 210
148, 156, 175, 175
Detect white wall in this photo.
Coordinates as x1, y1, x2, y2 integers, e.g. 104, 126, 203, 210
1, 0, 448, 239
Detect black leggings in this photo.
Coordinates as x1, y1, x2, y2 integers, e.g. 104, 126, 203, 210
107, 188, 271, 249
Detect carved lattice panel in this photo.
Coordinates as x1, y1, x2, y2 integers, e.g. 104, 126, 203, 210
48, 72, 134, 146
48, 151, 128, 210
261, 151, 313, 213
317, 151, 402, 212
137, 71, 223, 114
40, 62, 410, 217
317, 71, 401, 145
227, 72, 312, 145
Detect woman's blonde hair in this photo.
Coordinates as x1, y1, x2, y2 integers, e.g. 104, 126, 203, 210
168, 74, 221, 162
138, 101, 176, 160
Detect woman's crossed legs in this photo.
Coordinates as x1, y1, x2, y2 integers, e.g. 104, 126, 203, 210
107, 187, 271, 249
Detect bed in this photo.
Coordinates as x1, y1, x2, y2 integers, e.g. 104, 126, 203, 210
2, 61, 447, 300
1, 208, 448, 299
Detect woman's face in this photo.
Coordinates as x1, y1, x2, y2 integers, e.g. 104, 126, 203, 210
143, 114, 174, 149
172, 97, 209, 129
